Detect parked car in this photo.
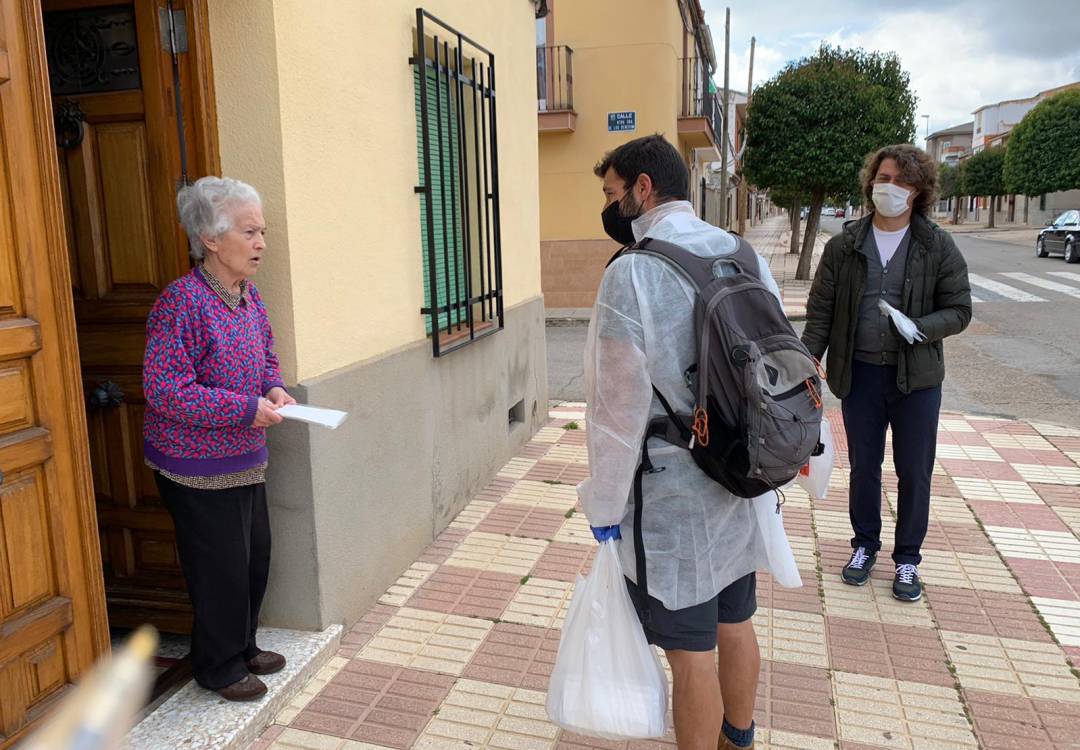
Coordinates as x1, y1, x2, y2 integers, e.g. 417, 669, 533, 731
1036, 210, 1080, 263
835, 208, 845, 218
822, 207, 836, 217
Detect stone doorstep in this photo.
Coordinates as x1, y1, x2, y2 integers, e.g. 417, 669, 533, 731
125, 625, 342, 750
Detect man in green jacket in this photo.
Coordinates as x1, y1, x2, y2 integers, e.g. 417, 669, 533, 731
801, 144, 972, 602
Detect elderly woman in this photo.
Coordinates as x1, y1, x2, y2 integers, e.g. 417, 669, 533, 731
143, 176, 295, 702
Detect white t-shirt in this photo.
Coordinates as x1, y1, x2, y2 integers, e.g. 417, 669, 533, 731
873, 224, 909, 267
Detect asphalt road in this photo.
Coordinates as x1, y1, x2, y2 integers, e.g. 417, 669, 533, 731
546, 218, 1080, 429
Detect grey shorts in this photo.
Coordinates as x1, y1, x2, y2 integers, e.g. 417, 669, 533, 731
625, 572, 757, 652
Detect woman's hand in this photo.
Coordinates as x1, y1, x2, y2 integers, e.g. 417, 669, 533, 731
265, 387, 296, 408
252, 397, 284, 428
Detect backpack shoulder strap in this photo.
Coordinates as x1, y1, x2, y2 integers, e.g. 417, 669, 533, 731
624, 237, 715, 291
731, 235, 763, 281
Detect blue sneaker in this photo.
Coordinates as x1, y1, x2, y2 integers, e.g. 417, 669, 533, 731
841, 546, 876, 586
893, 563, 923, 601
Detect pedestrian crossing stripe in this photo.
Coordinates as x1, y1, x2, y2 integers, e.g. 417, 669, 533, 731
1048, 271, 1080, 285
1000, 272, 1080, 300
968, 274, 1046, 302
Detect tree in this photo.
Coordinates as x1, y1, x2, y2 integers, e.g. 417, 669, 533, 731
768, 184, 810, 254
743, 44, 916, 279
962, 146, 1006, 228
1004, 89, 1080, 200
938, 162, 961, 224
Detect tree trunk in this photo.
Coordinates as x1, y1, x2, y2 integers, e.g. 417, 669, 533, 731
952, 195, 961, 224
987, 196, 996, 228
797, 189, 825, 280
1023, 195, 1030, 225
790, 198, 802, 255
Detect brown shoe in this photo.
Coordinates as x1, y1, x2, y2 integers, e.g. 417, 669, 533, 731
246, 650, 286, 675
216, 674, 267, 702
719, 735, 754, 750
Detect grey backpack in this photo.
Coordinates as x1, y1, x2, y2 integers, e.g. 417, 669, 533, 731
623, 235, 824, 498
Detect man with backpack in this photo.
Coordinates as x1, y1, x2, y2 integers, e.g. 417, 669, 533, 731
579, 135, 813, 750
802, 144, 971, 602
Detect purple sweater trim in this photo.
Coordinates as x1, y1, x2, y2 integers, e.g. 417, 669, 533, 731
144, 440, 268, 477
243, 395, 259, 426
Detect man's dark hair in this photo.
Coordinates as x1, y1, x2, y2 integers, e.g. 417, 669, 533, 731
593, 134, 689, 201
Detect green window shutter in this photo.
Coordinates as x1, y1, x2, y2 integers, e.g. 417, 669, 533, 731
414, 64, 466, 335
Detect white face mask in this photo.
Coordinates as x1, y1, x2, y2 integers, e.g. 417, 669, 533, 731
872, 182, 913, 218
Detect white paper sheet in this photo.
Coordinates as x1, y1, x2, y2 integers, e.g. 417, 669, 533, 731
276, 404, 348, 430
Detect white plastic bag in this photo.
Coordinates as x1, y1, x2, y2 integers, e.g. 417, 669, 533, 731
546, 540, 669, 739
753, 491, 803, 588
796, 415, 835, 501
878, 299, 926, 344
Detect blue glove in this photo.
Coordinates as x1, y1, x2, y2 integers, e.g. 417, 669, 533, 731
591, 525, 622, 542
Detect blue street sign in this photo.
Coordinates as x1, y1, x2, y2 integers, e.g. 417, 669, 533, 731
608, 111, 636, 132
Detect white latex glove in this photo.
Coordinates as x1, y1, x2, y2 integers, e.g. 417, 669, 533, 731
878, 299, 926, 344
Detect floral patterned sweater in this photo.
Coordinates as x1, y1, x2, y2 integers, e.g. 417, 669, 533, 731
142, 267, 284, 478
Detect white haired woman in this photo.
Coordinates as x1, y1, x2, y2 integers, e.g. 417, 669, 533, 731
143, 176, 295, 701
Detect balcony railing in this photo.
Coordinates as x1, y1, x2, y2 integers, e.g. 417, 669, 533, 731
537, 45, 573, 112
680, 56, 708, 119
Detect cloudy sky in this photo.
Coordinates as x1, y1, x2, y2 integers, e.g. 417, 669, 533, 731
699, 0, 1080, 145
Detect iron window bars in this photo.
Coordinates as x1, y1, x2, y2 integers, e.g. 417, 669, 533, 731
412, 8, 504, 357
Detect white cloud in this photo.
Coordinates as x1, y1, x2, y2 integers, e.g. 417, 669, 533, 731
699, 0, 1080, 146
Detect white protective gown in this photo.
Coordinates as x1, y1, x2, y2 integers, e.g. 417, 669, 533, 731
577, 200, 801, 611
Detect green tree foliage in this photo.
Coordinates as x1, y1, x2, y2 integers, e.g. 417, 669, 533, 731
743, 45, 916, 279
938, 162, 960, 199
961, 146, 1005, 227
937, 162, 962, 224
1003, 89, 1080, 196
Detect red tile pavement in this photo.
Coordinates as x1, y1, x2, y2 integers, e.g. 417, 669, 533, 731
938, 458, 1022, 481
921, 520, 1000, 555
339, 604, 397, 658
1032, 483, 1080, 509
926, 586, 1055, 643
825, 617, 955, 687
757, 570, 824, 616
473, 475, 518, 503
476, 502, 569, 540
938, 430, 992, 447
964, 688, 1080, 750
1047, 436, 1080, 453
524, 460, 591, 485
994, 447, 1078, 467
778, 506, 814, 535
1064, 646, 1080, 665
518, 440, 555, 460
559, 431, 587, 446
416, 527, 466, 566
756, 659, 836, 740
532, 541, 596, 583
461, 621, 561, 690
967, 501, 1072, 533
1008, 558, 1080, 601
984, 421, 1042, 435
291, 660, 455, 749
403, 565, 520, 619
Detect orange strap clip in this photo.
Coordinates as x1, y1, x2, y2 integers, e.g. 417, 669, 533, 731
805, 378, 823, 409
692, 406, 710, 448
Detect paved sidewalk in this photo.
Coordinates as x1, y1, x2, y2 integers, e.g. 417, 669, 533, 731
746, 216, 829, 320
248, 404, 1080, 750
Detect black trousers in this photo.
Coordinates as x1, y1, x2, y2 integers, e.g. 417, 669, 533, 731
841, 361, 942, 566
155, 474, 271, 690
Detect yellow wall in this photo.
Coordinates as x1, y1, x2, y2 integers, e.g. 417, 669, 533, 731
539, 0, 687, 242
211, 0, 541, 382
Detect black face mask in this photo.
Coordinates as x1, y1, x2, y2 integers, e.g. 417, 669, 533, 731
601, 195, 640, 245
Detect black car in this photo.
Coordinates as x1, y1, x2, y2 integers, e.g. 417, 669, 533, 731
1036, 210, 1080, 263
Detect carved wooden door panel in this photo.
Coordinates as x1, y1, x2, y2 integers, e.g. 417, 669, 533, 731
44, 0, 216, 633
0, 1, 108, 746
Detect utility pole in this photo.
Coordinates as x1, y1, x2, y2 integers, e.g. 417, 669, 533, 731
718, 7, 730, 229
737, 35, 754, 235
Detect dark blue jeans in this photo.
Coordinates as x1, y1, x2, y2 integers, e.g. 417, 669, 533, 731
841, 360, 942, 566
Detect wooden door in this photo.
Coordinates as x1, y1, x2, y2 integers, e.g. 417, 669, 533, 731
0, 1, 109, 746
43, 0, 217, 633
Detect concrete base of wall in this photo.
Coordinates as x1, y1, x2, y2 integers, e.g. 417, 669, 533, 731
541, 238, 621, 309
260, 296, 548, 630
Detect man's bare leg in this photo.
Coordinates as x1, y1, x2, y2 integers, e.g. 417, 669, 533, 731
666, 649, 724, 750
715, 619, 760, 746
